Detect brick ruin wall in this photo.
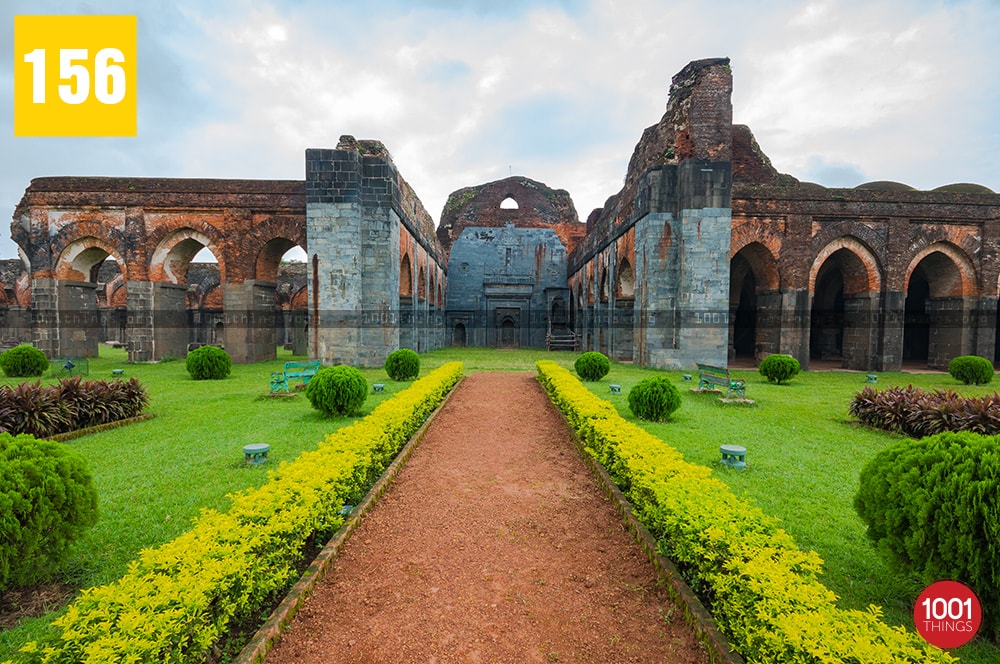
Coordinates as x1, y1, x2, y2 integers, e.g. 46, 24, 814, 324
6, 58, 1000, 370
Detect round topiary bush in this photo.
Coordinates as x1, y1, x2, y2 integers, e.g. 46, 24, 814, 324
0, 345, 49, 378
306, 365, 368, 417
627, 376, 682, 422
385, 348, 419, 381
758, 353, 801, 385
574, 352, 611, 381
948, 355, 994, 385
0, 432, 99, 590
185, 345, 232, 380
855, 431, 1000, 641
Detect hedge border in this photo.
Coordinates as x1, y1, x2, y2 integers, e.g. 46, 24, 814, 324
8, 363, 464, 664
233, 376, 463, 664
557, 401, 744, 664
535, 360, 954, 664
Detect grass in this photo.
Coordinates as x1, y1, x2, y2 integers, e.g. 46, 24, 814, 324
2, 347, 997, 662
0, 346, 424, 661
572, 362, 999, 664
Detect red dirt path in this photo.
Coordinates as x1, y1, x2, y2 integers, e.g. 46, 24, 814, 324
265, 372, 709, 663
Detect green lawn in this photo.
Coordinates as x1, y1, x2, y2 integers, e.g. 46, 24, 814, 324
0, 346, 420, 661
2, 347, 996, 662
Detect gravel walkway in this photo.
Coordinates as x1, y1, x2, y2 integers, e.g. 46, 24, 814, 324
265, 372, 709, 663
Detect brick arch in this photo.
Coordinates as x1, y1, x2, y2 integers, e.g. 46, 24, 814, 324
809, 237, 882, 295
906, 242, 977, 298
731, 241, 779, 292
616, 257, 635, 298
730, 221, 782, 271
54, 236, 127, 282
254, 237, 303, 283
149, 228, 225, 284
400, 254, 413, 296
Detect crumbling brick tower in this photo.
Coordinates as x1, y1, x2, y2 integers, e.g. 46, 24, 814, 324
570, 58, 733, 369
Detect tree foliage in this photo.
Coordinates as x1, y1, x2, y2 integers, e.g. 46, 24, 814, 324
758, 354, 800, 385
385, 348, 420, 381
186, 346, 232, 380
627, 376, 682, 422
574, 352, 611, 381
855, 431, 1000, 640
0, 345, 49, 378
0, 433, 98, 590
306, 366, 368, 417
948, 355, 994, 385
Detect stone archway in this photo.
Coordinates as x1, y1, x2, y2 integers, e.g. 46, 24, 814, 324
729, 242, 779, 363
904, 244, 976, 369
808, 238, 882, 370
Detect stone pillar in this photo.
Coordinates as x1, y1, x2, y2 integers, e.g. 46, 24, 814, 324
126, 281, 188, 361
877, 291, 905, 372
634, 161, 732, 370
126, 281, 154, 362
55, 280, 99, 358
842, 292, 880, 371
777, 290, 810, 368
973, 296, 998, 362
30, 278, 60, 358
152, 282, 188, 360
306, 148, 364, 366
223, 281, 277, 364
928, 297, 971, 369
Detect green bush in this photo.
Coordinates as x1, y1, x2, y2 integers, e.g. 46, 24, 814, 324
855, 431, 1000, 641
0, 345, 49, 378
13, 364, 463, 664
574, 351, 610, 381
0, 433, 98, 591
306, 366, 368, 417
536, 361, 953, 663
185, 345, 232, 380
948, 355, 994, 385
758, 353, 801, 384
385, 348, 420, 381
627, 376, 682, 421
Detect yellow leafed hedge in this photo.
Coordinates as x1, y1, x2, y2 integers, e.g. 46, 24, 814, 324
9, 362, 463, 664
535, 360, 953, 664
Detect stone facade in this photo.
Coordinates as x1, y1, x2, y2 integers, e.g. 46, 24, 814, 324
446, 223, 570, 349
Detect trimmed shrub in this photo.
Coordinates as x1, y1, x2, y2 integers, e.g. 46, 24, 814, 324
574, 351, 611, 381
627, 376, 682, 421
0, 433, 99, 590
535, 361, 953, 663
948, 355, 994, 385
855, 431, 1000, 641
758, 353, 800, 384
0, 345, 49, 378
14, 363, 462, 664
185, 345, 232, 380
306, 366, 368, 417
385, 348, 420, 381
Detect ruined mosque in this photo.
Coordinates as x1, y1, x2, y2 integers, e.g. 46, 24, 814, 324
6, 58, 1000, 372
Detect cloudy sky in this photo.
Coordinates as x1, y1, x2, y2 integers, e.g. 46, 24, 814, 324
2, 0, 999, 261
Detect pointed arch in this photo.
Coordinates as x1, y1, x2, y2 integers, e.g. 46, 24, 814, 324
400, 254, 413, 297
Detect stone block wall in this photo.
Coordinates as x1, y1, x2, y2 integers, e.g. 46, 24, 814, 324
306, 138, 445, 367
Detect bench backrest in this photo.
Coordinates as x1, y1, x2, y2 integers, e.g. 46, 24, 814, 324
284, 360, 320, 373
696, 363, 729, 376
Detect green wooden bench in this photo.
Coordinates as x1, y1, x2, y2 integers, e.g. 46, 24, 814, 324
696, 363, 746, 399
270, 360, 321, 393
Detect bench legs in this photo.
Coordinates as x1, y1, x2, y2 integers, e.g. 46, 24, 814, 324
269, 372, 289, 393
